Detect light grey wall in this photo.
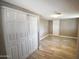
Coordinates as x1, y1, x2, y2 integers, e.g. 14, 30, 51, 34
39, 17, 49, 40
48, 20, 53, 34
77, 19, 79, 59
60, 19, 78, 37
53, 20, 60, 35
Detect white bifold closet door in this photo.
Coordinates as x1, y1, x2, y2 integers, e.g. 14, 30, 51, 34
28, 14, 38, 55
1, 6, 38, 59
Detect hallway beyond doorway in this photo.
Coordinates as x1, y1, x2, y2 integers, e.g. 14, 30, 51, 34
27, 36, 77, 59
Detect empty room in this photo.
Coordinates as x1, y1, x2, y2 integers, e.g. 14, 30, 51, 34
0, 0, 79, 59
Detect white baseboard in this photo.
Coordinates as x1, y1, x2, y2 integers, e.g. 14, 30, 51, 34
49, 34, 77, 39
40, 34, 49, 40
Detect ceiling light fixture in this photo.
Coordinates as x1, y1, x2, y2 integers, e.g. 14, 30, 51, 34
50, 12, 63, 18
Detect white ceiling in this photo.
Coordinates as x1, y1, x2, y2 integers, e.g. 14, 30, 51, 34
3, 0, 79, 19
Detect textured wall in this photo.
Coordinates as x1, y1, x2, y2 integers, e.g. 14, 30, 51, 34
39, 17, 49, 40
60, 19, 78, 37
53, 20, 60, 35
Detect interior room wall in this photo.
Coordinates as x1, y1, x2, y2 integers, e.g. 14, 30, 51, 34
39, 17, 49, 40
48, 20, 53, 34
60, 19, 78, 37
52, 19, 60, 35
77, 19, 79, 59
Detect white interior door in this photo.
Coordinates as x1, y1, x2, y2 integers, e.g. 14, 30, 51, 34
2, 6, 19, 59
2, 6, 38, 59
28, 15, 38, 55
15, 10, 28, 59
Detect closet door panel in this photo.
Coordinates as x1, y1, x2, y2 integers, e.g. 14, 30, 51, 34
7, 7, 19, 59
6, 7, 16, 34
2, 6, 19, 59
2, 6, 38, 59
28, 15, 38, 54
15, 10, 28, 59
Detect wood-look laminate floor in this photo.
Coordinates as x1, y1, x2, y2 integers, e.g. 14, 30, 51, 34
27, 36, 77, 59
